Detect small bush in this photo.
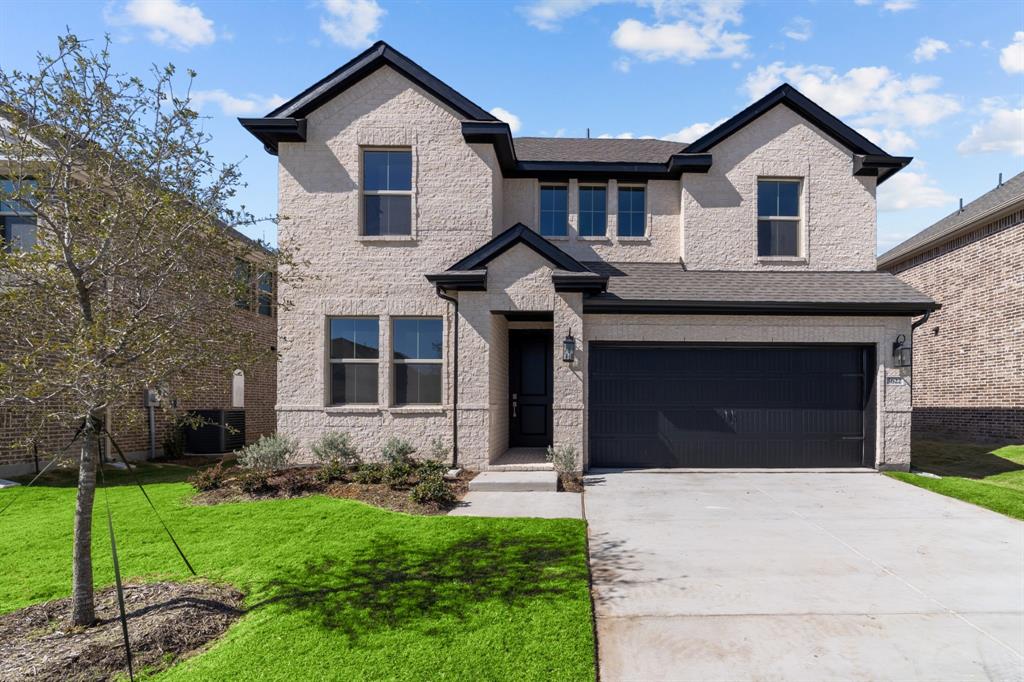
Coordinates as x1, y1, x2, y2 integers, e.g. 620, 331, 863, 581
381, 437, 417, 488
188, 462, 226, 492
238, 434, 296, 472
315, 460, 347, 485
311, 432, 361, 468
429, 437, 449, 463
161, 418, 186, 459
546, 444, 579, 474
353, 462, 385, 484
418, 458, 447, 480
382, 437, 416, 464
410, 476, 455, 505
238, 468, 271, 494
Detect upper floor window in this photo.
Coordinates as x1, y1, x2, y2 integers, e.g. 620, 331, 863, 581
234, 259, 251, 310
329, 317, 379, 405
257, 272, 274, 317
1, 177, 37, 253
393, 318, 442, 405
617, 185, 646, 237
539, 185, 568, 237
578, 185, 607, 237
757, 179, 801, 257
362, 149, 412, 236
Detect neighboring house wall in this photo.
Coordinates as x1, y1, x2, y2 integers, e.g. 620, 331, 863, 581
882, 209, 1024, 442
682, 105, 877, 271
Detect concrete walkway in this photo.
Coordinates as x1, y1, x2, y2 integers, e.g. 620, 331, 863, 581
585, 470, 1024, 681
448, 491, 582, 519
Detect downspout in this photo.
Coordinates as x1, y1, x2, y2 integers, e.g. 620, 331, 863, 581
434, 285, 459, 468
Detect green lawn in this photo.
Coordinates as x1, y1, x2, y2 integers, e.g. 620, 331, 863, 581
888, 440, 1024, 520
0, 464, 595, 681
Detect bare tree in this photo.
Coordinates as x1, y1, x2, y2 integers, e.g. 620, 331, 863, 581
0, 33, 295, 626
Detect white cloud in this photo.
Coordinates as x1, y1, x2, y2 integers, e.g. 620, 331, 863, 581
882, 0, 916, 11
957, 101, 1024, 155
743, 62, 961, 130
877, 171, 952, 212
597, 132, 635, 139
190, 90, 286, 116
320, 0, 384, 48
853, 0, 873, 4
783, 17, 812, 42
913, 37, 949, 63
520, 0, 610, 31
611, 1, 750, 63
115, 0, 216, 49
490, 107, 522, 133
614, 57, 632, 73
1000, 31, 1024, 74
857, 127, 917, 154
664, 118, 726, 142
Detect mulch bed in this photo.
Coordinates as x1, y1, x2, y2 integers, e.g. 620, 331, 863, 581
191, 466, 475, 515
558, 473, 584, 493
0, 581, 243, 682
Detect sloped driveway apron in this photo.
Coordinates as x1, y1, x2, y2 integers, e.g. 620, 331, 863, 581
584, 471, 1024, 681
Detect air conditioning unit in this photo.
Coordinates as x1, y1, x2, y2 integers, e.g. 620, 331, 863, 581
184, 409, 246, 454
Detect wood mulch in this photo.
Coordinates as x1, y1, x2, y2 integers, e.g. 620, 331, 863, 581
558, 473, 584, 493
190, 466, 475, 515
0, 581, 243, 682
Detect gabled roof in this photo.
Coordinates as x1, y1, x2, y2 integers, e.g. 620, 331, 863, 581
513, 138, 688, 164
240, 40, 496, 154
878, 171, 1024, 268
685, 84, 911, 184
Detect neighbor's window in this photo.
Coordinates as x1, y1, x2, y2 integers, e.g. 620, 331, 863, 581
617, 185, 646, 238
1, 177, 37, 253
757, 179, 801, 257
362, 149, 412, 236
393, 318, 442, 405
329, 317, 379, 405
234, 259, 251, 310
578, 185, 607, 237
539, 185, 568, 237
257, 272, 274, 317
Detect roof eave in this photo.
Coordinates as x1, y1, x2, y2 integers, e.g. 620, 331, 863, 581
853, 154, 913, 185
583, 298, 940, 316
238, 117, 307, 156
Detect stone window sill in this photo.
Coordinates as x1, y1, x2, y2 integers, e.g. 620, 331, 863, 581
389, 405, 448, 415
324, 405, 381, 414
356, 235, 418, 244
616, 236, 650, 242
577, 236, 611, 242
756, 256, 808, 264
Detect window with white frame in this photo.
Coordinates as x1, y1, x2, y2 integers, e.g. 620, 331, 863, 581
757, 179, 801, 257
539, 184, 568, 237
1, 177, 37, 253
617, 185, 646, 237
393, 318, 442, 405
328, 317, 379, 404
578, 185, 607, 237
362, 149, 412, 236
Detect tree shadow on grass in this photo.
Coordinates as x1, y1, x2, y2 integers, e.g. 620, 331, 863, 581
912, 441, 1024, 479
249, 532, 589, 643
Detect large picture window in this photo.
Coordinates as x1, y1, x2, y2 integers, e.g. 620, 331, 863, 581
539, 185, 568, 237
393, 318, 442, 405
578, 185, 607, 237
362, 149, 412, 236
329, 318, 379, 404
757, 179, 801, 257
617, 185, 646, 237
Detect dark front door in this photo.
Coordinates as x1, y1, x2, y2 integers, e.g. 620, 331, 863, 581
509, 330, 553, 447
588, 344, 875, 468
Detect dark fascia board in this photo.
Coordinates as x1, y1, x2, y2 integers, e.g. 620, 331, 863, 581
425, 270, 487, 291
460, 121, 711, 180
853, 154, 913, 184
551, 271, 609, 293
583, 298, 941, 316
449, 223, 592, 273
685, 83, 908, 184
237, 118, 307, 156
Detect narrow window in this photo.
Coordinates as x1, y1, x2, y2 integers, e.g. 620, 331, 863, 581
539, 185, 568, 237
757, 179, 801, 257
1, 177, 37, 253
234, 259, 251, 310
578, 186, 607, 237
257, 272, 274, 317
393, 318, 442, 405
362, 149, 412, 236
329, 318, 379, 405
617, 185, 646, 237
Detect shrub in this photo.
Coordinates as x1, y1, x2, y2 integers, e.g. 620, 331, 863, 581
311, 432, 361, 469
409, 476, 455, 505
161, 418, 186, 459
428, 437, 449, 463
382, 437, 416, 464
546, 444, 579, 474
382, 437, 417, 488
418, 458, 447, 480
353, 462, 385, 484
188, 462, 226, 492
238, 434, 296, 472
238, 468, 271, 494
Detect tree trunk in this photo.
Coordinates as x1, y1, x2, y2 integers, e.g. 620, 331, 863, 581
70, 416, 98, 626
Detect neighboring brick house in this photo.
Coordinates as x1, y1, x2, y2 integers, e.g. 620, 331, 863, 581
241, 41, 936, 472
878, 172, 1024, 443
0, 209, 278, 477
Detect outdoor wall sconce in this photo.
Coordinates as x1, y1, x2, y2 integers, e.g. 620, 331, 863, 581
562, 331, 576, 363
892, 334, 912, 368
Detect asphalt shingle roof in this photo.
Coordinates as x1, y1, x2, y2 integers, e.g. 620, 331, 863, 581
878, 170, 1024, 267
512, 137, 687, 164
583, 261, 936, 307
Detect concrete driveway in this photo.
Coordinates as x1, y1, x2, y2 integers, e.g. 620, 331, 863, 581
584, 471, 1024, 681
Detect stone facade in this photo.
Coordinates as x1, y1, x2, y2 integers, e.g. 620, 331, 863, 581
881, 208, 1024, 443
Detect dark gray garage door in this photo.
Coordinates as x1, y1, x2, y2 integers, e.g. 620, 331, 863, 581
588, 344, 875, 468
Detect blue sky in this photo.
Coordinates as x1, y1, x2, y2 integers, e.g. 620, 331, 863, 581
1, 0, 1022, 252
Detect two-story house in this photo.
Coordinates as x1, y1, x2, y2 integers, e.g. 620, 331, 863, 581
241, 41, 937, 472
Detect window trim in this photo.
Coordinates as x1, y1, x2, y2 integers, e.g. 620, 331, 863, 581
327, 316, 380, 406
755, 177, 804, 260
360, 146, 414, 239
391, 316, 444, 406
538, 183, 570, 239
577, 183, 608, 239
616, 183, 648, 240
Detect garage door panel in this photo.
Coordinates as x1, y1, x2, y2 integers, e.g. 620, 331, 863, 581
588, 344, 874, 469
